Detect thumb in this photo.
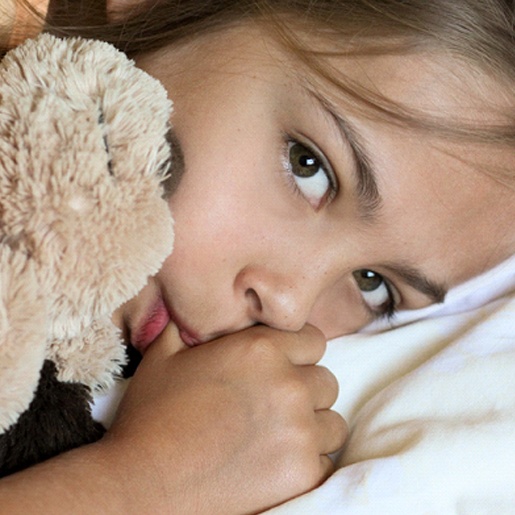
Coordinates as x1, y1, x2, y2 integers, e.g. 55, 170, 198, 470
140, 323, 185, 364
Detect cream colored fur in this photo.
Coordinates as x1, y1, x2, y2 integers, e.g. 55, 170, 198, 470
0, 34, 174, 431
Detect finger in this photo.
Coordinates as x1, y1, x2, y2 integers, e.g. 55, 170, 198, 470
298, 365, 339, 410
315, 409, 349, 455
246, 323, 326, 366
318, 455, 336, 484
290, 324, 327, 365
140, 323, 183, 365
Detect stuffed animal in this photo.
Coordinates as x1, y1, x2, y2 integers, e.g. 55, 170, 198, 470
0, 33, 175, 476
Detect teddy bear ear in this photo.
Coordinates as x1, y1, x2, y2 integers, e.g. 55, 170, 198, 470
0, 34, 175, 339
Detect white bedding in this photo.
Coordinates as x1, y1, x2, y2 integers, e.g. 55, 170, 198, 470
92, 255, 515, 514
266, 255, 515, 514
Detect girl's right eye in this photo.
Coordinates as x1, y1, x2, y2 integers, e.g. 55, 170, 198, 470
285, 140, 337, 209
352, 269, 397, 320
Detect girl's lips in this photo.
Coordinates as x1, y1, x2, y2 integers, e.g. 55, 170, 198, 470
131, 296, 170, 354
131, 295, 203, 354
167, 303, 203, 347
178, 327, 202, 347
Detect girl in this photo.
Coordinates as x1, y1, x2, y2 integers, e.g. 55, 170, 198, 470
0, 0, 514, 513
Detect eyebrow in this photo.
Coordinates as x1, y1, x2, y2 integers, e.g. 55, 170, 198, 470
383, 262, 448, 304
309, 91, 448, 305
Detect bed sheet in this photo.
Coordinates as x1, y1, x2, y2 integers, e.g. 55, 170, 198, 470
92, 255, 515, 514
266, 254, 515, 514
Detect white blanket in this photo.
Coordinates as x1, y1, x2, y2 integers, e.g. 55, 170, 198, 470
92, 255, 515, 514
266, 255, 515, 514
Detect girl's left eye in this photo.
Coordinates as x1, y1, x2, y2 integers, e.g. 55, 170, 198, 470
285, 140, 337, 208
353, 269, 397, 320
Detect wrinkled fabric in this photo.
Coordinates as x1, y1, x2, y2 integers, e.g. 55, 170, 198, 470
268, 255, 515, 514
92, 256, 515, 514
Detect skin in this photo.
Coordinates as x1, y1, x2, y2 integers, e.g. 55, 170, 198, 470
0, 16, 347, 515
1, 16, 513, 515
115, 22, 515, 349
0, 324, 344, 513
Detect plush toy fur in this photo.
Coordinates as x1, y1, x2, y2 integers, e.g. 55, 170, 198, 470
0, 34, 174, 476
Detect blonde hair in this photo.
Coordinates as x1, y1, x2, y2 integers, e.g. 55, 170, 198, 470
6, 0, 515, 182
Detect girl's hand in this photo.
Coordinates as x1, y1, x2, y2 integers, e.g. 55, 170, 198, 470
105, 323, 347, 514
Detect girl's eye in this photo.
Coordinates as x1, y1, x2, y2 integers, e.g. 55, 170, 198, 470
286, 141, 336, 208
353, 269, 396, 319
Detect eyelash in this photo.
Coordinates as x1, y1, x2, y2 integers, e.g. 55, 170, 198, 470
354, 270, 398, 322
370, 278, 397, 321
280, 134, 398, 323
281, 133, 338, 207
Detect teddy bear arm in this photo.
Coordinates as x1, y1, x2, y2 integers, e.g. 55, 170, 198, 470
0, 360, 105, 478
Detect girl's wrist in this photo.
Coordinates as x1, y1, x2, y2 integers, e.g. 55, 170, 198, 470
0, 440, 133, 514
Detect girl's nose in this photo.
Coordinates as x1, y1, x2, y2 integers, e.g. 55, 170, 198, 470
236, 267, 313, 332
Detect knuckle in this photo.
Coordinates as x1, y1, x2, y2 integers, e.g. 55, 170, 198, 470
300, 456, 328, 490
317, 365, 338, 392
310, 365, 339, 408
274, 373, 308, 406
337, 413, 350, 444
319, 455, 336, 483
247, 324, 273, 340
328, 411, 348, 448
285, 451, 322, 491
243, 327, 281, 359
294, 422, 317, 450
303, 324, 327, 350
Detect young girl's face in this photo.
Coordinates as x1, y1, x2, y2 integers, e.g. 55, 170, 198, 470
115, 23, 514, 352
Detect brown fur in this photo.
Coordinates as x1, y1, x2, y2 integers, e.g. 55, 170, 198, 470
0, 33, 174, 471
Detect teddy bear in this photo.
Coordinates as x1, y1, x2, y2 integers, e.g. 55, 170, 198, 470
0, 33, 175, 477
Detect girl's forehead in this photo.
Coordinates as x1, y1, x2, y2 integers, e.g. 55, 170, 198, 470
172, 20, 511, 118
137, 21, 515, 281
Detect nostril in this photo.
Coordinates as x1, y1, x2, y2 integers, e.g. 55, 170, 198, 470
245, 288, 263, 315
